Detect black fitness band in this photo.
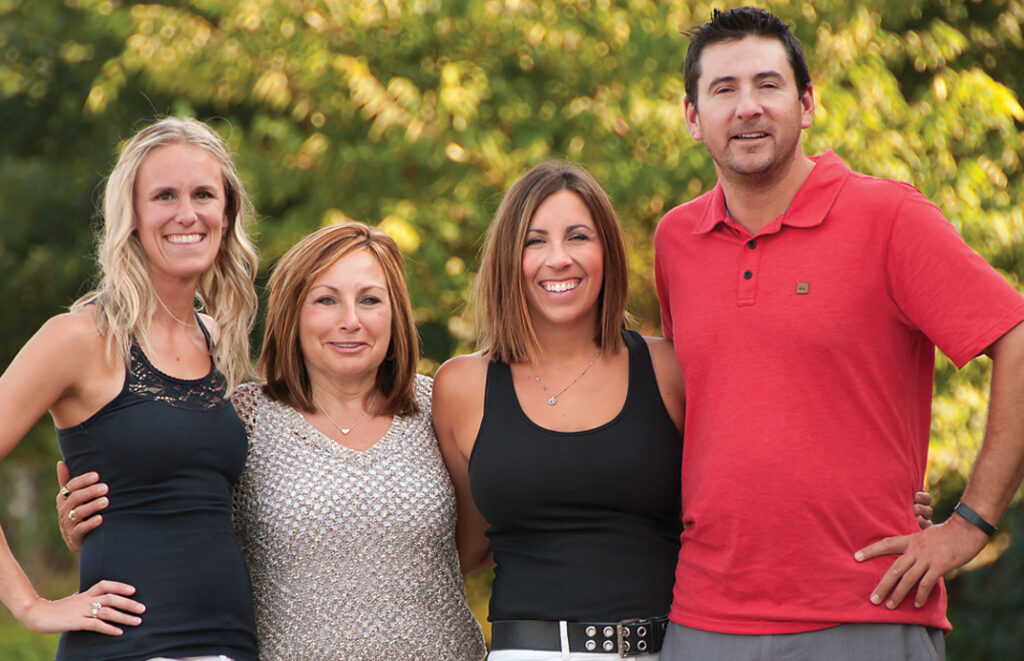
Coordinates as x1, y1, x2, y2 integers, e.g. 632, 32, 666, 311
953, 500, 997, 536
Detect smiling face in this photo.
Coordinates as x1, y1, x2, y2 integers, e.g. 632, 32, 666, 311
521, 189, 604, 333
133, 143, 228, 284
684, 35, 814, 186
298, 248, 393, 390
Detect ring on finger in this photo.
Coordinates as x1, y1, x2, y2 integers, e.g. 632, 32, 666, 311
69, 509, 78, 523
59, 487, 71, 499
90, 602, 101, 618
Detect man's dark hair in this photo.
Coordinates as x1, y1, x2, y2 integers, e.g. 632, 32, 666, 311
683, 6, 811, 109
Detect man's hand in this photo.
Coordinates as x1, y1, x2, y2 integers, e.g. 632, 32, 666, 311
854, 514, 989, 608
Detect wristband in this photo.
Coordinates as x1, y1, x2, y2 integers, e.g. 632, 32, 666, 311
953, 501, 997, 536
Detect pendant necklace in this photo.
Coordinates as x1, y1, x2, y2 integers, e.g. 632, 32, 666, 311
313, 393, 377, 435
529, 350, 601, 406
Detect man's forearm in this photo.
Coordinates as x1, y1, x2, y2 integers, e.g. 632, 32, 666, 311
961, 320, 1024, 526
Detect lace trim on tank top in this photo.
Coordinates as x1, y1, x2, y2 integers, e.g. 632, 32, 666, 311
126, 343, 229, 409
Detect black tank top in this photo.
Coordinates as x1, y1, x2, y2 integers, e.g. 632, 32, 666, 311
469, 330, 682, 622
55, 327, 257, 661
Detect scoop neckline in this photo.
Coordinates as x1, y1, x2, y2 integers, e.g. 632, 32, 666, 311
287, 397, 400, 456
505, 340, 634, 438
132, 343, 216, 385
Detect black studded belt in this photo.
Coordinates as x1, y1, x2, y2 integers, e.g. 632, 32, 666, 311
491, 616, 668, 657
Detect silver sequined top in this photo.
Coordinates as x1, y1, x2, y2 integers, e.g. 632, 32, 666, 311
232, 376, 485, 661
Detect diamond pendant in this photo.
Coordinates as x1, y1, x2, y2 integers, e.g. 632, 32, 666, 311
547, 396, 557, 406
340, 428, 351, 435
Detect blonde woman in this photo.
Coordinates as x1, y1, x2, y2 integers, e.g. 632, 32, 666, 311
63, 223, 485, 660
1, 117, 259, 661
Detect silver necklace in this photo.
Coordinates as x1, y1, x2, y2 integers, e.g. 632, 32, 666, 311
313, 393, 377, 435
529, 350, 601, 406
156, 295, 196, 328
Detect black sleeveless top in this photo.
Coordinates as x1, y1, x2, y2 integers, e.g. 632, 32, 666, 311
55, 330, 257, 661
469, 330, 682, 622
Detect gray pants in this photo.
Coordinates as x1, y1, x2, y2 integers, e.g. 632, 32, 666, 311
661, 621, 944, 661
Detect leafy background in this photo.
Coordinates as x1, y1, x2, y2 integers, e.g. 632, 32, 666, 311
1, 1, 1023, 659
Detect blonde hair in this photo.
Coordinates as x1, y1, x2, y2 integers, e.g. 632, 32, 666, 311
258, 222, 420, 416
72, 117, 258, 392
475, 160, 630, 364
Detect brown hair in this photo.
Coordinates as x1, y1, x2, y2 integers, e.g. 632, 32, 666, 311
258, 222, 419, 416
683, 7, 811, 110
475, 160, 630, 364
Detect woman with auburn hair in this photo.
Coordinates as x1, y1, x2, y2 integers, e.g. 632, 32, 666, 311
434, 160, 686, 660
232, 222, 484, 660
1, 116, 259, 660
63, 222, 486, 660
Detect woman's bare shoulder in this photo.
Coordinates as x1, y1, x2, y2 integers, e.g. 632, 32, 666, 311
642, 335, 685, 432
432, 351, 491, 461
432, 352, 489, 420
0, 309, 117, 439
642, 335, 676, 364
37, 309, 107, 357
435, 350, 489, 392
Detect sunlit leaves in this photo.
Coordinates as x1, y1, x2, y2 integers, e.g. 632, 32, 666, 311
2, 4, 1024, 657
3, 0, 1024, 492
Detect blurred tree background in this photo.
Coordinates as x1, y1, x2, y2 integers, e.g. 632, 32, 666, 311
1, 0, 1023, 658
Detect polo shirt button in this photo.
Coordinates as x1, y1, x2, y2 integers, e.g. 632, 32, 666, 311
743, 270, 753, 280
747, 240, 757, 249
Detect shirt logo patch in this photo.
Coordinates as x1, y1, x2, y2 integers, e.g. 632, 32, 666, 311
796, 282, 810, 295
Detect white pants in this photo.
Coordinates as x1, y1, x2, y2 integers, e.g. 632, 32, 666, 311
489, 652, 660, 661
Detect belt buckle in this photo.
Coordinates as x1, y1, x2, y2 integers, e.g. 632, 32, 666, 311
616, 618, 650, 657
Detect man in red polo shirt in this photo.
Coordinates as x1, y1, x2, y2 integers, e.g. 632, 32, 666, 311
655, 6, 1024, 660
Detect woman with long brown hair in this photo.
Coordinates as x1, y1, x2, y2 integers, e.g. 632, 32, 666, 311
434, 161, 686, 659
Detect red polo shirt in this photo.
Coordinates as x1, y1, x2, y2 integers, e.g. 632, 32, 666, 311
654, 151, 1024, 634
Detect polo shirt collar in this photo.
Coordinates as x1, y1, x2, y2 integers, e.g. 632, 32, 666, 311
692, 150, 851, 236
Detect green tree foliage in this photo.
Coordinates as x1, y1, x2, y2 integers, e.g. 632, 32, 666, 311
1, 1, 1023, 658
